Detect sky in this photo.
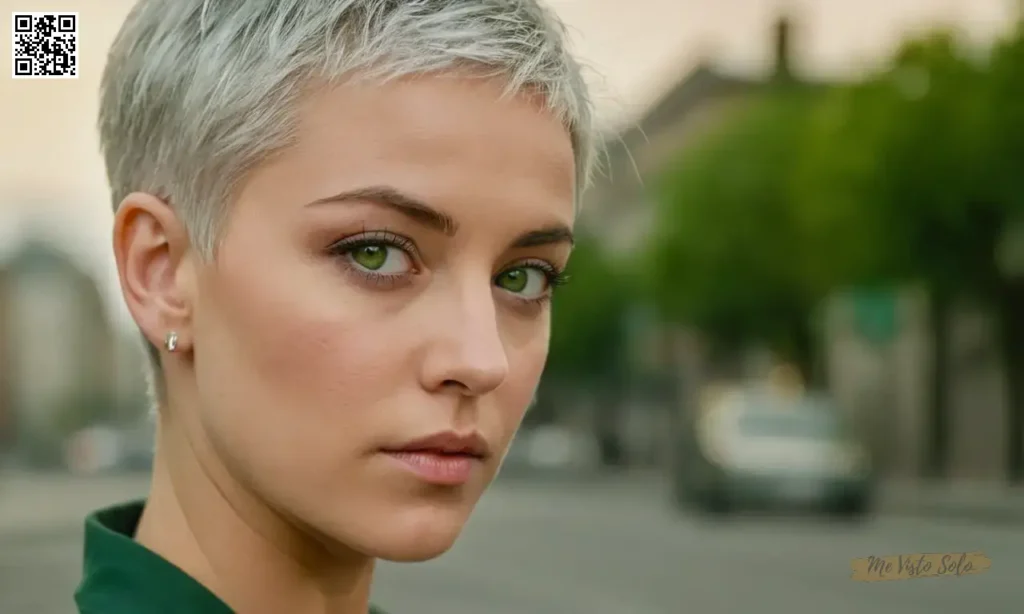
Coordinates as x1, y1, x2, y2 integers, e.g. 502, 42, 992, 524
547, 0, 1015, 130
0, 0, 1018, 329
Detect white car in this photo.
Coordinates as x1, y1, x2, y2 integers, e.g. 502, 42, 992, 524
674, 387, 873, 517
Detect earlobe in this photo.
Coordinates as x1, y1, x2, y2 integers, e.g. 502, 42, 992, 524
112, 192, 196, 352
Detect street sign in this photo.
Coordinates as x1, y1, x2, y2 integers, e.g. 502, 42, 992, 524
850, 289, 899, 345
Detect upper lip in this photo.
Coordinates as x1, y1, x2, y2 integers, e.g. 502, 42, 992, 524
387, 430, 490, 459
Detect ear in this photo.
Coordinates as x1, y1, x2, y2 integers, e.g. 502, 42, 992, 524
112, 192, 198, 353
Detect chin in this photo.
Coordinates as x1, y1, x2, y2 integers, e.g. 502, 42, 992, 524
350, 504, 472, 563
375, 536, 458, 563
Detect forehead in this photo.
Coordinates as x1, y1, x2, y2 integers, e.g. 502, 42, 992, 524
257, 73, 577, 225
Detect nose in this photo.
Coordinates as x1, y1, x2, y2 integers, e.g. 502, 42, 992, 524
419, 282, 509, 397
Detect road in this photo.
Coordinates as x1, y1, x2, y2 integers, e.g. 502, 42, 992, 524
1, 472, 1020, 613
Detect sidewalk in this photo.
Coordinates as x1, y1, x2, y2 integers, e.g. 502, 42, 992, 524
0, 470, 149, 537
4, 469, 1024, 539
876, 479, 1024, 525
1, 468, 668, 538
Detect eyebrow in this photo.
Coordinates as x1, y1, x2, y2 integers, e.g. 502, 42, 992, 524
306, 184, 574, 248
511, 225, 574, 249
306, 185, 458, 236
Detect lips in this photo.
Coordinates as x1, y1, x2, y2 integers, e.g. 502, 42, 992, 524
387, 430, 490, 459
395, 445, 482, 458
383, 450, 480, 486
382, 431, 490, 486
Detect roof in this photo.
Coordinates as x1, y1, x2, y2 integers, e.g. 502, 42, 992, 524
2, 238, 91, 279
585, 68, 834, 220
585, 64, 767, 216
618, 63, 760, 152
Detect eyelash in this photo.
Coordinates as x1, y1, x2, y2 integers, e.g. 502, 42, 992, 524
327, 229, 417, 289
326, 230, 571, 303
509, 259, 571, 306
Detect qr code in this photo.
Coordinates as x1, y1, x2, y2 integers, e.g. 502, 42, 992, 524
12, 12, 78, 79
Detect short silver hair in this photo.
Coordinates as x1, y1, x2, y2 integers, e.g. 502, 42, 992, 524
99, 0, 598, 404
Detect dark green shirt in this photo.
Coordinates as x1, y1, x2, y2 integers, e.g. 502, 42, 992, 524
75, 499, 387, 614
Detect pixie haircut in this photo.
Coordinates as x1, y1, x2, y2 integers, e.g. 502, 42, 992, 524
98, 0, 598, 404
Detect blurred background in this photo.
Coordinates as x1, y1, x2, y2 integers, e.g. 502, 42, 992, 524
3, 0, 1024, 612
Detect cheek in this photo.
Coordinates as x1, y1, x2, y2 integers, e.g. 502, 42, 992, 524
193, 251, 406, 456
496, 323, 550, 431
236, 309, 388, 404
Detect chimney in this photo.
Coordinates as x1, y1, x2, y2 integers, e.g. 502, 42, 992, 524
773, 15, 793, 81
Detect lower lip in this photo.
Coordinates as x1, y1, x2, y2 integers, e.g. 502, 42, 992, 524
384, 451, 480, 486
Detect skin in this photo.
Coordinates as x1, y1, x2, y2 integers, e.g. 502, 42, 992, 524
111, 73, 576, 614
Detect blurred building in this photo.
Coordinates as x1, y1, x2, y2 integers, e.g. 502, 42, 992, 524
822, 289, 930, 480
0, 237, 144, 463
0, 266, 11, 451
825, 291, 1010, 482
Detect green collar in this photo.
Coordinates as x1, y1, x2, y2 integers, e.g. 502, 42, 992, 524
75, 499, 234, 613
75, 499, 387, 614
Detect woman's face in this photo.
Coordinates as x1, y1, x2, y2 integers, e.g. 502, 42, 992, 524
188, 75, 576, 561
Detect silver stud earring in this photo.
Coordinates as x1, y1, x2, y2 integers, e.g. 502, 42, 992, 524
164, 331, 179, 352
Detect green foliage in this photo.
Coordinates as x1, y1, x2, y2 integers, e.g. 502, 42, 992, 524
988, 21, 1024, 219
646, 89, 822, 352
545, 233, 630, 381
796, 30, 1002, 296
604, 24, 1024, 378
790, 75, 905, 287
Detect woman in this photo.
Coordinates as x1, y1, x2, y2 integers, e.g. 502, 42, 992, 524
75, 1, 596, 613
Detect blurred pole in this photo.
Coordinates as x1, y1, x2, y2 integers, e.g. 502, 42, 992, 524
592, 308, 630, 469
997, 220, 1024, 483
592, 365, 625, 468
924, 293, 950, 479
771, 15, 793, 83
663, 329, 686, 508
623, 304, 660, 467
998, 282, 1024, 483
665, 327, 702, 509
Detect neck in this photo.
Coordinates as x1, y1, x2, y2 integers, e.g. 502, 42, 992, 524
135, 412, 376, 614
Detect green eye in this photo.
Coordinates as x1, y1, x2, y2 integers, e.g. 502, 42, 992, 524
351, 244, 388, 271
332, 234, 415, 279
497, 268, 529, 293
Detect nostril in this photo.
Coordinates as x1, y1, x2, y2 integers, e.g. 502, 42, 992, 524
441, 379, 470, 391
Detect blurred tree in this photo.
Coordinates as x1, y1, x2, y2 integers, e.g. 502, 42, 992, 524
546, 235, 630, 379
795, 29, 1018, 479
542, 233, 631, 466
646, 90, 826, 383
51, 391, 126, 438
986, 21, 1024, 482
